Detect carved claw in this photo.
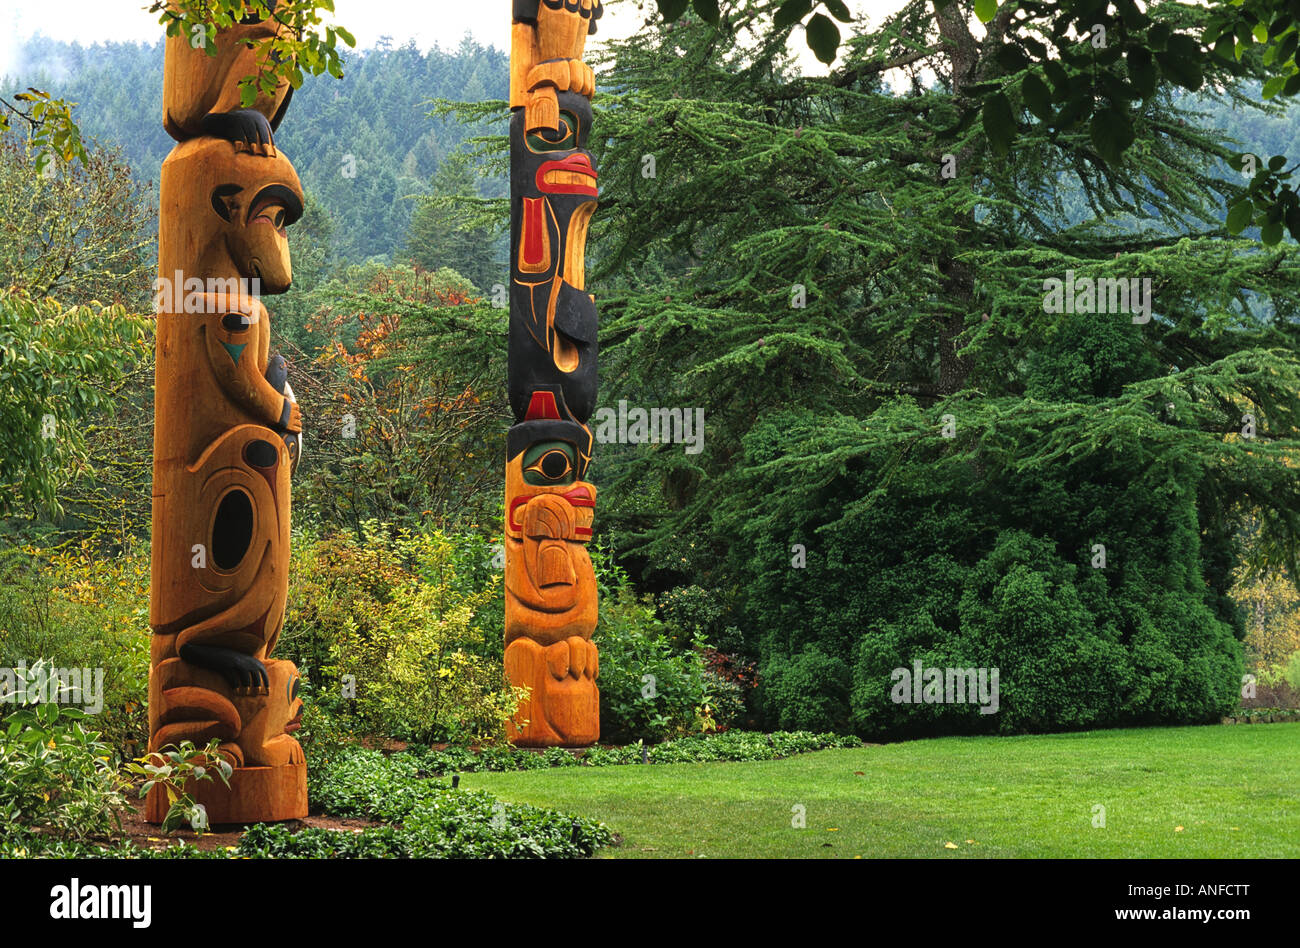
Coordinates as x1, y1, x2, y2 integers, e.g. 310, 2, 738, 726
201, 108, 277, 156
526, 89, 561, 134
524, 58, 593, 132
179, 643, 269, 693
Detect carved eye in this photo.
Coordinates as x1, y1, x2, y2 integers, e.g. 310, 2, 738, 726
222, 313, 252, 332
523, 443, 576, 485
526, 111, 579, 154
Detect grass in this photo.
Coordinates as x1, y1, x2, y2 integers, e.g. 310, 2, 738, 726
462, 723, 1300, 858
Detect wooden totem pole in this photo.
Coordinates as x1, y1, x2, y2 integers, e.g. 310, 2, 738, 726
505, 0, 604, 746
147, 4, 307, 822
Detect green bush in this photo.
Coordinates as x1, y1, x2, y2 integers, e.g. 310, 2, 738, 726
1286, 651, 1300, 693
0, 544, 151, 760
0, 661, 130, 842
721, 398, 1243, 738
282, 523, 523, 745
759, 648, 852, 732
404, 729, 861, 773
593, 586, 708, 742
246, 746, 614, 858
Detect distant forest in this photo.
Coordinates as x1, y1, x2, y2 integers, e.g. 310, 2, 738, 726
8, 35, 1300, 273
3, 34, 509, 267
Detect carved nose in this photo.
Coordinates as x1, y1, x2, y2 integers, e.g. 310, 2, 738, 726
537, 543, 575, 587
523, 494, 576, 539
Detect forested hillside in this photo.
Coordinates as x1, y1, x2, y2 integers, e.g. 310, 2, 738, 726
3, 34, 508, 264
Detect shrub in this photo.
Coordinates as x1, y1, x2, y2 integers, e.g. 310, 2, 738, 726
759, 648, 852, 733
593, 586, 707, 743
0, 661, 130, 842
0, 543, 151, 760
1286, 651, 1300, 693
404, 729, 861, 773
723, 405, 1243, 737
250, 746, 614, 858
281, 523, 524, 745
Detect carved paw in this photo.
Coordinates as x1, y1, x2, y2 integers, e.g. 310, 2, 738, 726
201, 108, 277, 156
545, 636, 599, 682
526, 58, 594, 98
179, 644, 269, 693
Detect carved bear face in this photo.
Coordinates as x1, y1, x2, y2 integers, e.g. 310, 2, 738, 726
159, 137, 304, 295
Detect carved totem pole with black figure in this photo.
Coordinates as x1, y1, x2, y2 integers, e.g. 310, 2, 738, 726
505, 0, 603, 746
148, 2, 307, 822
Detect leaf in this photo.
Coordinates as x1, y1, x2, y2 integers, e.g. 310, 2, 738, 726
692, 0, 720, 25
1021, 73, 1054, 121
1090, 105, 1135, 163
1128, 47, 1156, 99
659, 0, 691, 20
995, 43, 1030, 73
805, 13, 841, 64
822, 0, 853, 22
1227, 200, 1254, 235
774, 0, 813, 30
974, 0, 998, 24
1261, 220, 1284, 245
982, 91, 1016, 154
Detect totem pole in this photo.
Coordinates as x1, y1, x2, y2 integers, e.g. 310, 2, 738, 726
147, 4, 307, 822
505, 0, 604, 746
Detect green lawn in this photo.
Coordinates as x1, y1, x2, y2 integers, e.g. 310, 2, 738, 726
463, 724, 1299, 858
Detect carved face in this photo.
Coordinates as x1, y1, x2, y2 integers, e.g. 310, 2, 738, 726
159, 138, 304, 294
509, 91, 598, 425
504, 417, 596, 646
212, 177, 303, 294
265, 660, 303, 739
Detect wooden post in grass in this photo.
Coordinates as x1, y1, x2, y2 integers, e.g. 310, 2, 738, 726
504, 0, 604, 746
146, 3, 307, 822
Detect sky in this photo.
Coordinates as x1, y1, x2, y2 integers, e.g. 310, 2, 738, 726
0, 0, 909, 78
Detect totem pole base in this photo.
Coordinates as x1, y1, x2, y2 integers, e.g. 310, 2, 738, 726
144, 763, 307, 825
506, 637, 600, 747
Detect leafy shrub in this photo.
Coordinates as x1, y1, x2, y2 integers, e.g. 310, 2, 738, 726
722, 404, 1243, 737
246, 746, 613, 858
124, 739, 232, 834
759, 648, 852, 732
0, 661, 129, 842
0, 543, 151, 759
282, 523, 524, 744
404, 729, 861, 773
593, 586, 707, 742
701, 647, 758, 727
1286, 651, 1300, 694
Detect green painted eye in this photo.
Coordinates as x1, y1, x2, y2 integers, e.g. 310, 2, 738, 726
522, 441, 576, 485
526, 111, 579, 153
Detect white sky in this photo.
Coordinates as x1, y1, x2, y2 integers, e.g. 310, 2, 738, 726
0, 0, 909, 78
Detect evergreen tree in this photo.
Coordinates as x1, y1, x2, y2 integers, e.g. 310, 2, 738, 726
406, 153, 502, 293
586, 0, 1300, 734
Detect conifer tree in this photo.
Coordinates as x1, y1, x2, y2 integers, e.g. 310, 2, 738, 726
589, 0, 1300, 733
